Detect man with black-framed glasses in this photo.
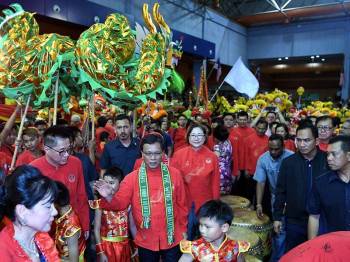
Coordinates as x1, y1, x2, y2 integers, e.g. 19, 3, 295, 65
30, 125, 90, 240
316, 116, 335, 152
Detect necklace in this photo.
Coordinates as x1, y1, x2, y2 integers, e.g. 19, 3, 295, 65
15, 237, 39, 258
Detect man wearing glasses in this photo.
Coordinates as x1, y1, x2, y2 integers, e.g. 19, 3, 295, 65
316, 115, 335, 152
94, 133, 188, 261
30, 125, 90, 239
273, 121, 328, 253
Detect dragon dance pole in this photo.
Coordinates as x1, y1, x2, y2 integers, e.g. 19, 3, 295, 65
53, 72, 60, 126
10, 95, 31, 171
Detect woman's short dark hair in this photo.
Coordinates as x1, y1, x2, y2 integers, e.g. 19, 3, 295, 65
186, 122, 208, 144
198, 200, 233, 226
140, 133, 165, 151
97, 116, 108, 128
213, 125, 229, 142
0, 165, 58, 221
100, 131, 110, 142
55, 181, 70, 207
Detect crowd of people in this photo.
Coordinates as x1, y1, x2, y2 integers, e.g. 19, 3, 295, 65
0, 103, 349, 261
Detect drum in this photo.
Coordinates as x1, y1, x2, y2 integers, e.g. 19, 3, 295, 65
220, 195, 251, 209
231, 208, 273, 259
227, 226, 263, 258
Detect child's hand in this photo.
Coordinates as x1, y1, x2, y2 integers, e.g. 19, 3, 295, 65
94, 179, 113, 201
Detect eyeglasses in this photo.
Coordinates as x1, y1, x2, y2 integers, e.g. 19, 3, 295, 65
190, 134, 205, 139
317, 126, 333, 131
46, 145, 71, 156
142, 151, 162, 157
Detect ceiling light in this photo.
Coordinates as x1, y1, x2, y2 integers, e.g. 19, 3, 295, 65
274, 64, 288, 69
316, 55, 320, 58
321, 58, 325, 61
306, 62, 321, 68
278, 58, 282, 61
310, 56, 315, 59
284, 57, 289, 60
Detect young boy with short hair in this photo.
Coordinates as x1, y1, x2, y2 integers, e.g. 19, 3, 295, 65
16, 127, 43, 166
90, 167, 131, 262
54, 181, 86, 261
179, 200, 250, 262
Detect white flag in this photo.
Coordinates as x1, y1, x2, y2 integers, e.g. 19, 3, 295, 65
224, 57, 259, 98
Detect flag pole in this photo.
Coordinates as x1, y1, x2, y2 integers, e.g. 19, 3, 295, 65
209, 80, 225, 102
206, 63, 215, 81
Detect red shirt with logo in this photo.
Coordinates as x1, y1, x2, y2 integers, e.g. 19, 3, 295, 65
30, 156, 89, 232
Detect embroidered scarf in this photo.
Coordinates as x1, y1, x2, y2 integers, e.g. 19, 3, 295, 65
138, 162, 175, 245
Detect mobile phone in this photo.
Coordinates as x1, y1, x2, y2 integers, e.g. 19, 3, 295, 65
265, 106, 276, 112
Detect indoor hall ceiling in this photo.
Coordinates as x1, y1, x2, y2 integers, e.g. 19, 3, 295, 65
195, 0, 350, 26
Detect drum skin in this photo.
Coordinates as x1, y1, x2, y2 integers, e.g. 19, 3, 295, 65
220, 195, 251, 209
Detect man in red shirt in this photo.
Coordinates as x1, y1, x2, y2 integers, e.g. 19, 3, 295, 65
229, 111, 255, 177
240, 119, 268, 203
172, 114, 188, 152
30, 126, 90, 238
16, 127, 44, 166
316, 115, 334, 152
95, 133, 188, 261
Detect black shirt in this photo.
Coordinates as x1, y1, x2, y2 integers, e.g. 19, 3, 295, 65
273, 149, 329, 225
100, 138, 141, 176
308, 170, 350, 232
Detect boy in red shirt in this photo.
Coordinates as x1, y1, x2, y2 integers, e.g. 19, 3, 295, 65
16, 127, 44, 166
179, 200, 250, 262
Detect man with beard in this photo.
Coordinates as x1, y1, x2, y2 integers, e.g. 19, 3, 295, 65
308, 135, 350, 239
273, 121, 328, 252
30, 125, 90, 238
100, 114, 140, 177
316, 116, 334, 151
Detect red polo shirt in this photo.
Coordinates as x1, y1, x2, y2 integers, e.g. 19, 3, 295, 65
30, 156, 89, 232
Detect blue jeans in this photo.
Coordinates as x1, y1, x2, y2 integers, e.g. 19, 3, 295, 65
270, 217, 286, 262
285, 221, 307, 252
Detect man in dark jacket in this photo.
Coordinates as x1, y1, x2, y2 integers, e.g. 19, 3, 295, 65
273, 121, 329, 252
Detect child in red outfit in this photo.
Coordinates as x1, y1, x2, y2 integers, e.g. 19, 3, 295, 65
91, 166, 131, 262
54, 182, 86, 261
179, 200, 250, 262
